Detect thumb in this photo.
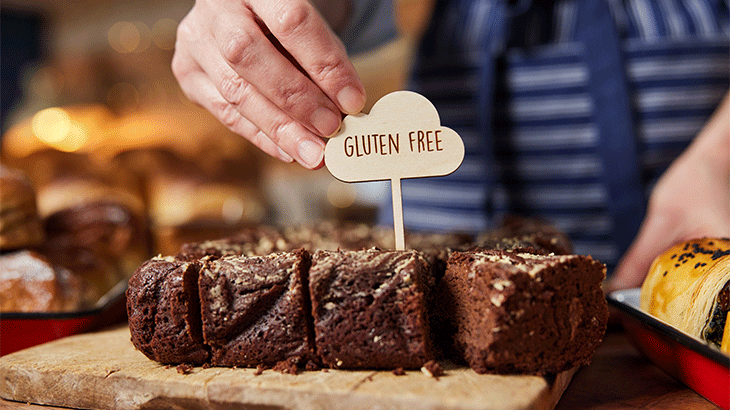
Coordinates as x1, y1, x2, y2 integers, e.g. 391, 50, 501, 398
608, 213, 678, 292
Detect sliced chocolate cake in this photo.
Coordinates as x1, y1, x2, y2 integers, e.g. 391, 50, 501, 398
126, 256, 208, 364
442, 250, 608, 375
198, 249, 314, 367
177, 225, 288, 261
309, 248, 434, 369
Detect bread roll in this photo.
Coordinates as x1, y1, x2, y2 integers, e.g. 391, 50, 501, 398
640, 238, 730, 352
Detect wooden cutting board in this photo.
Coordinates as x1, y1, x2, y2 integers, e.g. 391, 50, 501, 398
0, 326, 576, 410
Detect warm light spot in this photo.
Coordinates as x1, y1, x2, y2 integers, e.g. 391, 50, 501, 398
133, 21, 152, 52
327, 180, 356, 208
32, 108, 71, 144
109, 22, 140, 53
54, 121, 89, 152
221, 196, 245, 224
152, 18, 178, 50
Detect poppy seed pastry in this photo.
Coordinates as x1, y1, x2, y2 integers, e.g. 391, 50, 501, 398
443, 250, 608, 375
198, 249, 314, 367
126, 256, 208, 364
640, 238, 730, 352
308, 248, 434, 369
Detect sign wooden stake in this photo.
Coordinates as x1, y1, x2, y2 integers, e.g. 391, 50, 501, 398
325, 91, 465, 250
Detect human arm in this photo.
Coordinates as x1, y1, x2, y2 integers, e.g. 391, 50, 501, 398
172, 0, 367, 169
609, 91, 730, 290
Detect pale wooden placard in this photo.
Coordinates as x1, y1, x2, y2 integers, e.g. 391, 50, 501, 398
325, 91, 465, 250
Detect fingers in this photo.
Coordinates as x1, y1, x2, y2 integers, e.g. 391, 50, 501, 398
188, 32, 327, 168
173, 41, 295, 164
249, 0, 366, 114
212, 7, 344, 137
608, 213, 677, 291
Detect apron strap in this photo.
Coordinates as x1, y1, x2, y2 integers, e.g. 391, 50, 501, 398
575, 0, 646, 261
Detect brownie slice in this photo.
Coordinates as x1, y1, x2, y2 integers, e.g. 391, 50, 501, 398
177, 225, 288, 260
309, 248, 434, 369
443, 250, 608, 375
474, 216, 573, 255
198, 249, 314, 367
126, 256, 208, 364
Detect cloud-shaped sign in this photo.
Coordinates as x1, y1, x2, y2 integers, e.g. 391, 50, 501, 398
325, 91, 464, 183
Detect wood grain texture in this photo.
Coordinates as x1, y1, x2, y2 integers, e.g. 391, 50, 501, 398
0, 326, 574, 410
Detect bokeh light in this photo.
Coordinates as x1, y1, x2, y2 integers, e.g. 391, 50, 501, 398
152, 18, 178, 50
32, 108, 71, 143
327, 180, 357, 208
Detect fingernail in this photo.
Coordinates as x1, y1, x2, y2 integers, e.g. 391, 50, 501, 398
337, 86, 366, 115
297, 140, 324, 168
311, 107, 340, 137
277, 147, 294, 163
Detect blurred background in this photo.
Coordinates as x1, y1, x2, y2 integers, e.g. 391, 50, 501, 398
1, 0, 435, 256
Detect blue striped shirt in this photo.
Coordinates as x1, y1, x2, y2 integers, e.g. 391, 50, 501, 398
347, 0, 729, 273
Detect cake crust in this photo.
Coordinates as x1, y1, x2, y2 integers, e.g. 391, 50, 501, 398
443, 250, 608, 375
309, 249, 434, 369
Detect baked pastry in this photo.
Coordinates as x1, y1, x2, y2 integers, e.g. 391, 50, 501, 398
309, 248, 434, 369
0, 250, 83, 312
0, 166, 43, 250
43, 200, 149, 304
475, 216, 573, 255
198, 250, 313, 367
640, 238, 730, 352
177, 225, 288, 261
442, 250, 608, 375
126, 256, 208, 364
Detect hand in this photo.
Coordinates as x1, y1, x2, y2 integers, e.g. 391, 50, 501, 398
172, 0, 366, 169
609, 92, 730, 290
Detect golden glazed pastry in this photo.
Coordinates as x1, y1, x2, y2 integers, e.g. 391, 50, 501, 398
640, 238, 730, 353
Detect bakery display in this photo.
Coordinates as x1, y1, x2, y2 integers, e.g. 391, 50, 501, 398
640, 237, 730, 353
442, 250, 608, 375
42, 198, 149, 304
127, 219, 609, 376
126, 256, 208, 365
309, 249, 434, 369
0, 166, 43, 250
0, 250, 83, 313
198, 249, 313, 367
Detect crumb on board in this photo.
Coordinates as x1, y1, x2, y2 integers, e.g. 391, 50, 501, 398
176, 363, 193, 375
393, 367, 406, 376
420, 360, 443, 379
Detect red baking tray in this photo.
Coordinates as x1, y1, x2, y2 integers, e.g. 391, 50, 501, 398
0, 281, 128, 356
608, 288, 730, 409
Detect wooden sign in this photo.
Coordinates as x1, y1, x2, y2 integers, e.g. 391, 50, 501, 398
325, 91, 465, 250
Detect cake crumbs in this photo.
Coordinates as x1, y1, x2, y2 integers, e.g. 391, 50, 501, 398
273, 358, 299, 375
254, 364, 266, 375
176, 363, 194, 375
202, 363, 211, 369
305, 360, 320, 371
392, 367, 406, 376
420, 360, 443, 379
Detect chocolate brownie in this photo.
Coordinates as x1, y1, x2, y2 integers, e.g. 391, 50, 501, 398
177, 225, 288, 260
198, 249, 314, 367
475, 216, 573, 255
309, 248, 434, 369
126, 256, 208, 364
443, 250, 608, 375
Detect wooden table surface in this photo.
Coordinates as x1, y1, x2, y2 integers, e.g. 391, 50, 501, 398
0, 326, 719, 410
